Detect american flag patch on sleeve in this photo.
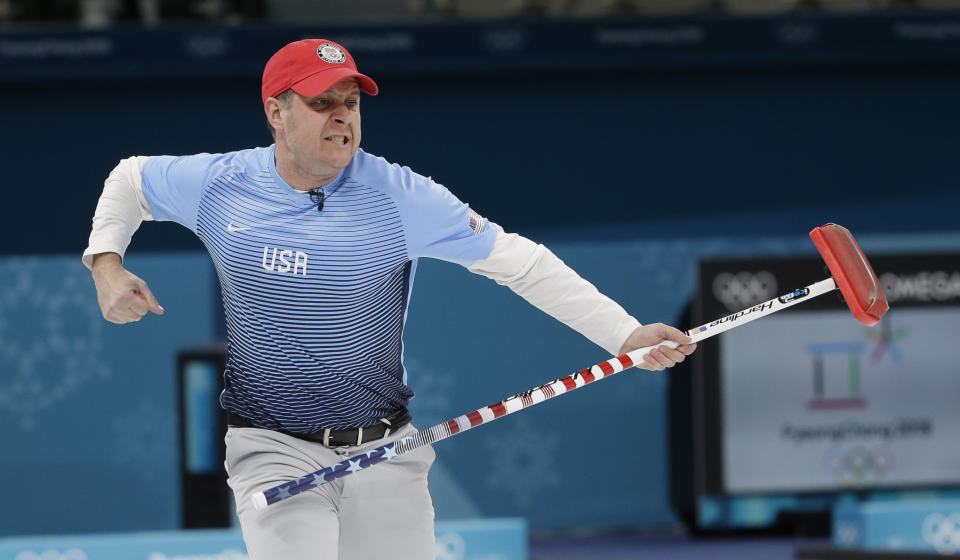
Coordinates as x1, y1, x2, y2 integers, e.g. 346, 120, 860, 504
468, 208, 485, 235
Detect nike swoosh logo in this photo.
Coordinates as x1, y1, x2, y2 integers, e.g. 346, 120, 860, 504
227, 222, 251, 232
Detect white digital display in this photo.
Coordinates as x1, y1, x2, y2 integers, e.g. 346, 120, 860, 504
720, 308, 960, 493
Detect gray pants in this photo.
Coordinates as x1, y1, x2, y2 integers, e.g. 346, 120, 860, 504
225, 423, 436, 560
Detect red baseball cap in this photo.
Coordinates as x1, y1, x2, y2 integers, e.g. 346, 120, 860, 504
261, 39, 378, 102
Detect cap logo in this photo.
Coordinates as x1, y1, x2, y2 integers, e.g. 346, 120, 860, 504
317, 43, 347, 64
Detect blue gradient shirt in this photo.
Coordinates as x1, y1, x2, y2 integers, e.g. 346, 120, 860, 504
141, 146, 497, 431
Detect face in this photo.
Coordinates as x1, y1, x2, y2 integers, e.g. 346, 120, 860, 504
268, 78, 362, 183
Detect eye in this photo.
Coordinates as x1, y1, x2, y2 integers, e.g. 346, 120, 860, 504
346, 100, 359, 109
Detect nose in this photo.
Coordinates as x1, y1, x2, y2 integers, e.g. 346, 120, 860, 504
332, 101, 351, 124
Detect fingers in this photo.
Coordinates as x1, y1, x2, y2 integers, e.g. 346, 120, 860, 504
105, 297, 149, 324
640, 346, 688, 370
136, 281, 165, 315
116, 287, 156, 323
640, 347, 680, 371
656, 323, 693, 346
95, 269, 164, 324
104, 307, 142, 324
637, 323, 698, 371
128, 296, 149, 318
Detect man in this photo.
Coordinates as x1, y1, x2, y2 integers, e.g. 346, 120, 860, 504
84, 39, 696, 559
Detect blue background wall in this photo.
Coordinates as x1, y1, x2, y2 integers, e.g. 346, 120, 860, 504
1, 16, 958, 536
0, 253, 214, 534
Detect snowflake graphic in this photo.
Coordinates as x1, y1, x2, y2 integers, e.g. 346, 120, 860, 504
0, 257, 109, 430
835, 523, 859, 546
483, 416, 561, 509
434, 532, 465, 560
113, 398, 178, 485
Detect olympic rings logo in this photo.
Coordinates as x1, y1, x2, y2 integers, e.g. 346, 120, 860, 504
712, 271, 778, 311
822, 445, 896, 484
922, 512, 960, 554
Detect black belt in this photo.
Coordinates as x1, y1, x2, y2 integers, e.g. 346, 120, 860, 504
227, 408, 411, 448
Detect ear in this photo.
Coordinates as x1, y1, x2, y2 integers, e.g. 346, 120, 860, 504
264, 97, 285, 134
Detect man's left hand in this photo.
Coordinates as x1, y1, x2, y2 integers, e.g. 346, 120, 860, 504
618, 323, 697, 371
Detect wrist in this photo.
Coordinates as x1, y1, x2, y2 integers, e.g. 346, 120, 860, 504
91, 253, 123, 276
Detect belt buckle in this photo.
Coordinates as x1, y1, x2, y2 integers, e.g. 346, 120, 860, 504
319, 415, 400, 449
321, 427, 365, 448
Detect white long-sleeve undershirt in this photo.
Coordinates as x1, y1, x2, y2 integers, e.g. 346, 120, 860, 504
81, 156, 152, 270
467, 225, 640, 355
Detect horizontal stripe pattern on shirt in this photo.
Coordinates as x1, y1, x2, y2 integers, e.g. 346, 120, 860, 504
197, 166, 414, 432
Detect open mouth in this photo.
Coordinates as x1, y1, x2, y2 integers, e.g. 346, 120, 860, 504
325, 135, 350, 145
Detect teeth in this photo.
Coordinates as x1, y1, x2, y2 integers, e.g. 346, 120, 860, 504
328, 136, 347, 144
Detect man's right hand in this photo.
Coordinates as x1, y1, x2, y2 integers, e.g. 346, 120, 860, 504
91, 253, 165, 324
